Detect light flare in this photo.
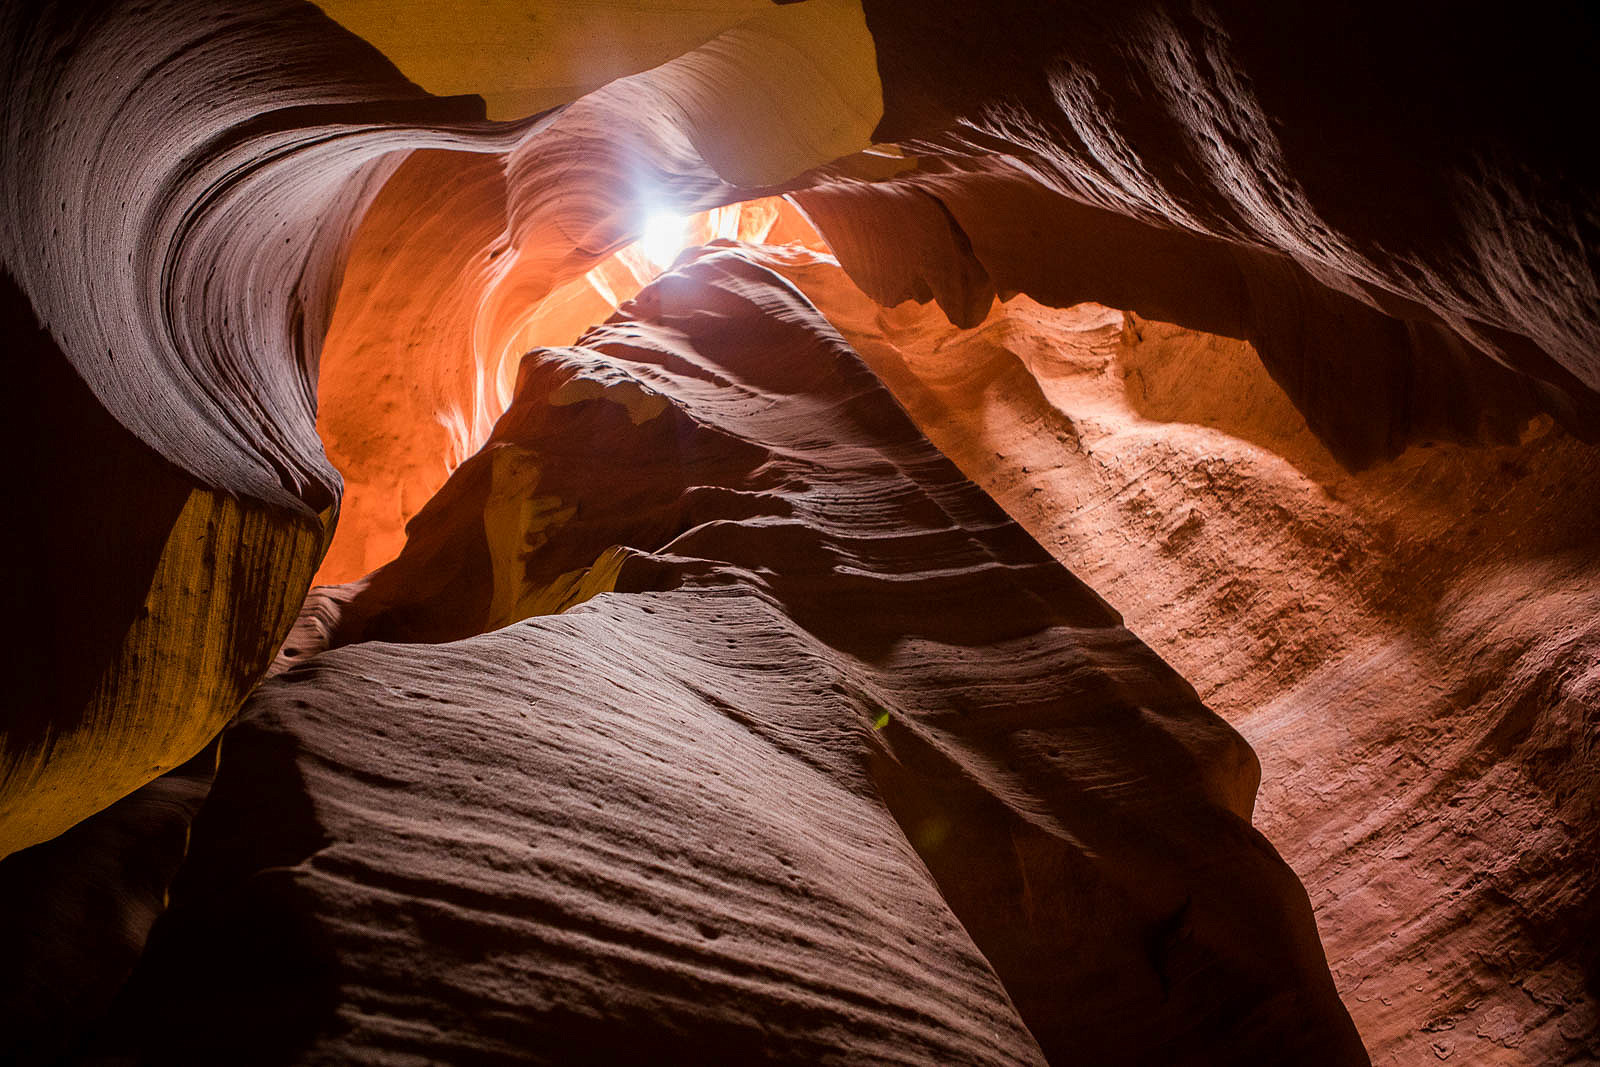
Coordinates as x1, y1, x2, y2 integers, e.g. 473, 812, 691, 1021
437, 195, 814, 473
639, 210, 690, 269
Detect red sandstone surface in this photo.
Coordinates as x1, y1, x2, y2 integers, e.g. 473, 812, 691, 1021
3, 1, 1596, 1063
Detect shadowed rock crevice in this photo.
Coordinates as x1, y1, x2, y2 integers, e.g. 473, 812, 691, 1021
86, 717, 338, 1065
4, 270, 191, 758
0, 741, 216, 1066
4, 1, 1598, 1061
122, 252, 1363, 1064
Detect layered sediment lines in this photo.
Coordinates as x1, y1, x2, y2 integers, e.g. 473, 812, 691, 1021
758, 252, 1600, 1061
3, 0, 1597, 1061
105, 253, 1363, 1064
5, 0, 1595, 857
842, 1, 1600, 458
0, 0, 874, 856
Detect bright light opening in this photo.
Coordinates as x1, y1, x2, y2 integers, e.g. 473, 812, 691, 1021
638, 210, 690, 269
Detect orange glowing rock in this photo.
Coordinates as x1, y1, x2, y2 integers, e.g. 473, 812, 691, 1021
120, 250, 1363, 1064
313, 173, 821, 586
5, 1, 1600, 1061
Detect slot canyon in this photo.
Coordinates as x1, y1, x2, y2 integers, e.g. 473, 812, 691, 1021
3, 1, 1597, 1063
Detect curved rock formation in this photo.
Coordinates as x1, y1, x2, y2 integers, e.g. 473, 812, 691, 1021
747, 249, 1600, 1060
852, 0, 1600, 433
3, 0, 1597, 1061
796, 165, 1584, 469
1, 0, 871, 857
98, 252, 1363, 1064
1, 0, 473, 855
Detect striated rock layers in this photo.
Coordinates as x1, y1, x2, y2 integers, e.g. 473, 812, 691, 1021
750, 249, 1600, 1062
3, 0, 1597, 1061
96, 252, 1364, 1064
6, 0, 1595, 858
1, 0, 879, 857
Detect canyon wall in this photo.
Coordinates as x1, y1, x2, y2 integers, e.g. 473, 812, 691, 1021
3, 0, 1596, 1061
751, 247, 1600, 1061
87, 251, 1364, 1064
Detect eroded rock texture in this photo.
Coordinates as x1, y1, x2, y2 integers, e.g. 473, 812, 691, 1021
6, 0, 1595, 855
1, 0, 879, 850
834, 0, 1600, 463
749, 253, 1600, 1061
3, 0, 1597, 1062
99, 253, 1362, 1064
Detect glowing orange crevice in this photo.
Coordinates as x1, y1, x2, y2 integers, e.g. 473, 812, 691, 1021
313, 173, 823, 587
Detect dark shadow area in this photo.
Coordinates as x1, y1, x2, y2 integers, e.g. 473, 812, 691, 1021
1, 269, 192, 766
77, 715, 337, 1065
0, 741, 216, 1066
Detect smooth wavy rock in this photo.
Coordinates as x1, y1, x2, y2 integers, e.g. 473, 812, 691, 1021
801, 0, 1600, 464
5, 0, 1596, 1059
2, 273, 324, 857
0, 0, 868, 855
751, 254, 1600, 1061
313, 0, 882, 177
9, 0, 1596, 859
0, 0, 499, 857
105, 252, 1364, 1064
795, 165, 1585, 469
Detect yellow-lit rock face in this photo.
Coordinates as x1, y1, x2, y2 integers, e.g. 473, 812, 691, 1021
313, 185, 819, 588
0, 490, 326, 858
312, 0, 771, 120
314, 0, 882, 188
650, 0, 883, 188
